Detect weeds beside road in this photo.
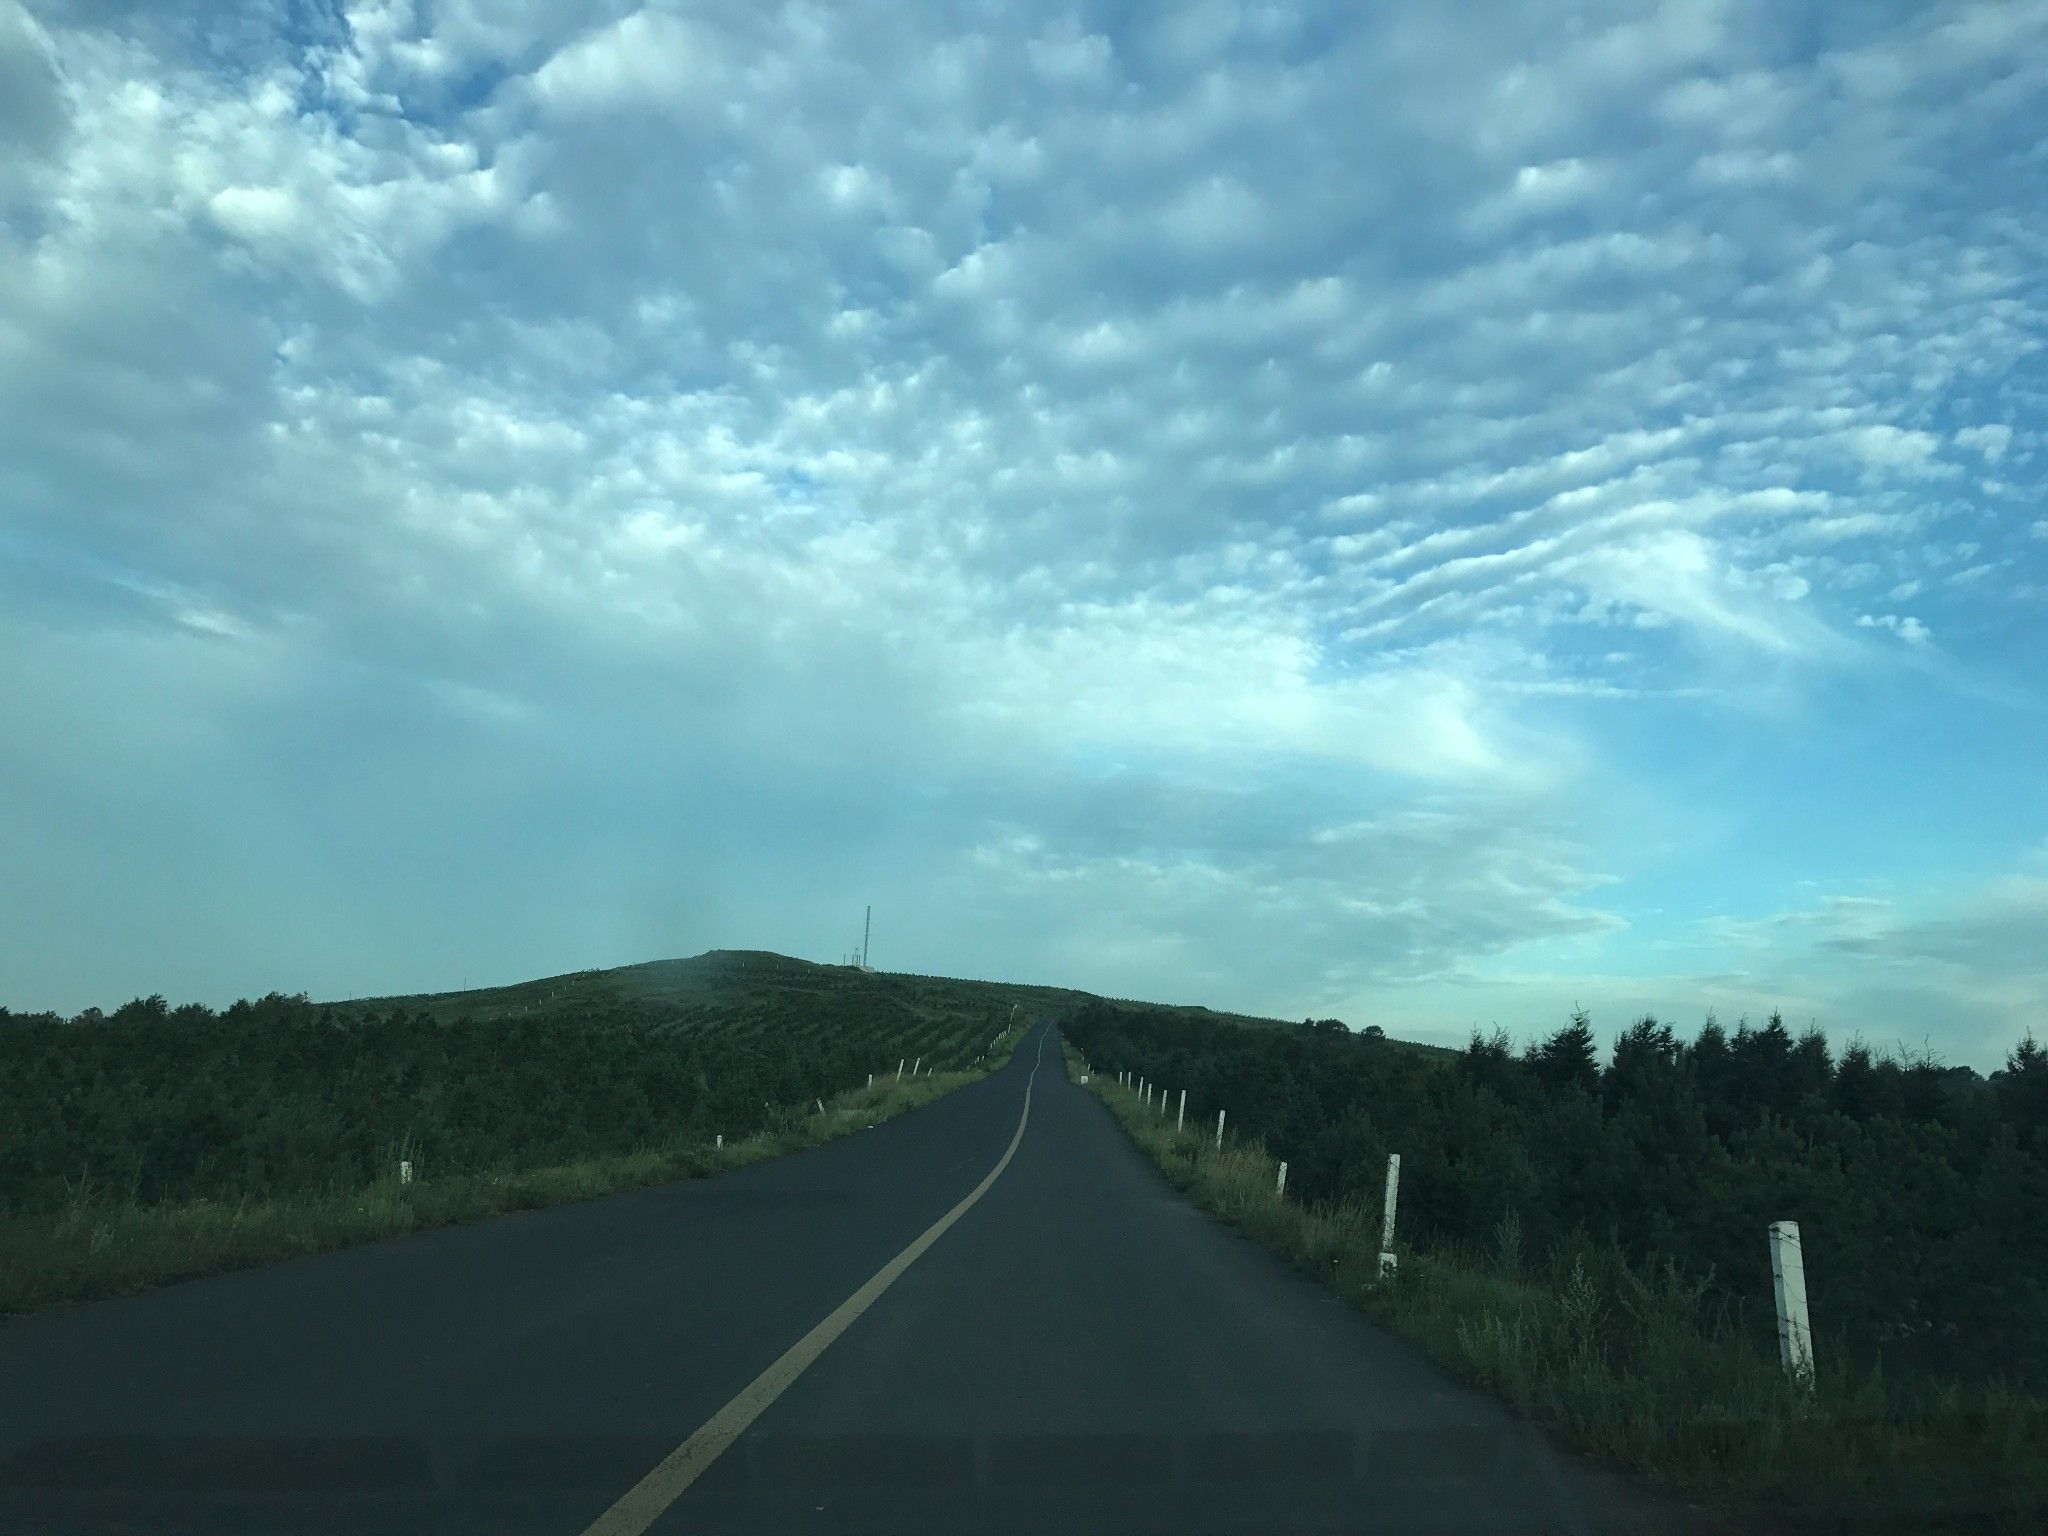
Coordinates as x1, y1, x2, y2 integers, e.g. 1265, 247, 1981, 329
1070, 1042, 2048, 1536
4, 1034, 1025, 1317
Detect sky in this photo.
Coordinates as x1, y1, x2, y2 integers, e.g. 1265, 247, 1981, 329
1, 1, 2043, 1067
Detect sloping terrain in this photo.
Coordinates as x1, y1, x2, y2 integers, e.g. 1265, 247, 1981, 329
335, 947, 1433, 1051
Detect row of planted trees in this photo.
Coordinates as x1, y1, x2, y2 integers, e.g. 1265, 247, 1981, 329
0, 989, 1010, 1217
1062, 1002, 2048, 1392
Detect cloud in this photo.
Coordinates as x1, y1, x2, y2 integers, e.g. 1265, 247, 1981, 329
947, 792, 1621, 1006
1855, 612, 1932, 644
0, 0, 2043, 1060
1842, 424, 1946, 478
1955, 424, 2013, 462
525, 9, 726, 116
1672, 876, 2048, 1065
0, 3, 64, 153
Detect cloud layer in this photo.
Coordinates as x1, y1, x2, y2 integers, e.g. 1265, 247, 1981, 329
2, 1, 2043, 1063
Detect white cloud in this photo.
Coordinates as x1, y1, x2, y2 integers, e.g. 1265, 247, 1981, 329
208, 183, 301, 244
1856, 612, 1932, 644
1, 0, 2043, 1055
1843, 424, 1945, 477
526, 10, 726, 116
1955, 423, 2013, 462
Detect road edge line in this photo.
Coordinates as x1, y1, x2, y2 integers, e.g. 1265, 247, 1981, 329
577, 1025, 1050, 1536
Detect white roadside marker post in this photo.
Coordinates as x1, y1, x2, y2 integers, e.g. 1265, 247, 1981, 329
1769, 1220, 1816, 1391
1177, 1089, 1186, 1132
1275, 1161, 1288, 1198
1378, 1153, 1402, 1279
897, 1059, 905, 1081
399, 1160, 413, 1186
816, 1099, 825, 1114
913, 1056, 921, 1076
868, 1073, 874, 1088
1215, 1109, 1226, 1149
715, 1134, 723, 1150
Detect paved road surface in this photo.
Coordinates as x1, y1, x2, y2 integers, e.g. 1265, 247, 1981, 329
1, 1024, 1720, 1534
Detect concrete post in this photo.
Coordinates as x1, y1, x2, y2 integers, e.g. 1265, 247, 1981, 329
1276, 1161, 1288, 1197
1378, 1153, 1401, 1278
1215, 1108, 1226, 1148
1769, 1220, 1815, 1389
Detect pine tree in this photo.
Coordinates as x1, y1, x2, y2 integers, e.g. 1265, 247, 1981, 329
1606, 1015, 1681, 1108
1528, 1008, 1600, 1098
1995, 1033, 2048, 1144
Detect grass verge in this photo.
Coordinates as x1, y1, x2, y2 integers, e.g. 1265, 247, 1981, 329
3, 1058, 1008, 1318
1069, 1044, 2048, 1535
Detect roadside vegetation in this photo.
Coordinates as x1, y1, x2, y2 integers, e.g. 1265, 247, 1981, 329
1066, 1007, 2048, 1534
0, 955, 1029, 1314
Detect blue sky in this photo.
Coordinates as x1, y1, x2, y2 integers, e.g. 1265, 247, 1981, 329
1, 1, 2043, 1065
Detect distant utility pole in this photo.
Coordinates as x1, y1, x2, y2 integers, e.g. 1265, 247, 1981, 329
863, 905, 872, 971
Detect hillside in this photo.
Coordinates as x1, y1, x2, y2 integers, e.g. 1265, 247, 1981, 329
329, 947, 1446, 1055
328, 948, 1089, 1034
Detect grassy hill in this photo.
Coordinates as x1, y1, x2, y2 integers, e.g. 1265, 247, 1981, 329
329, 947, 1446, 1055
329, 948, 1088, 1035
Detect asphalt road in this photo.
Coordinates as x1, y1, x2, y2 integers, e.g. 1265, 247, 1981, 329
0, 1024, 1721, 1535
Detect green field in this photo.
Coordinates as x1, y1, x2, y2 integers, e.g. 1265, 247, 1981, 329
0, 950, 1061, 1313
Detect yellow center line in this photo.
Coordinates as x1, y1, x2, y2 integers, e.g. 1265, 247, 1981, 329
577, 1027, 1050, 1536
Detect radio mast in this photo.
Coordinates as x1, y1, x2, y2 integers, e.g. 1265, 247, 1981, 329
862, 905, 872, 971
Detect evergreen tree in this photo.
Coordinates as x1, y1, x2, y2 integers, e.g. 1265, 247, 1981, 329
1790, 1024, 1833, 1108
1995, 1034, 2048, 1144
1729, 1011, 1797, 1122
1528, 1008, 1600, 1098
1833, 1039, 1896, 1121
1606, 1015, 1682, 1109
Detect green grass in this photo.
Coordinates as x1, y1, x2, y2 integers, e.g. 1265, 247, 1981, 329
1, 1068, 985, 1317
1069, 1044, 2048, 1535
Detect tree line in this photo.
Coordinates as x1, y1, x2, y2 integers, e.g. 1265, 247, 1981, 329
1, 988, 1006, 1217
1064, 1003, 2048, 1391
